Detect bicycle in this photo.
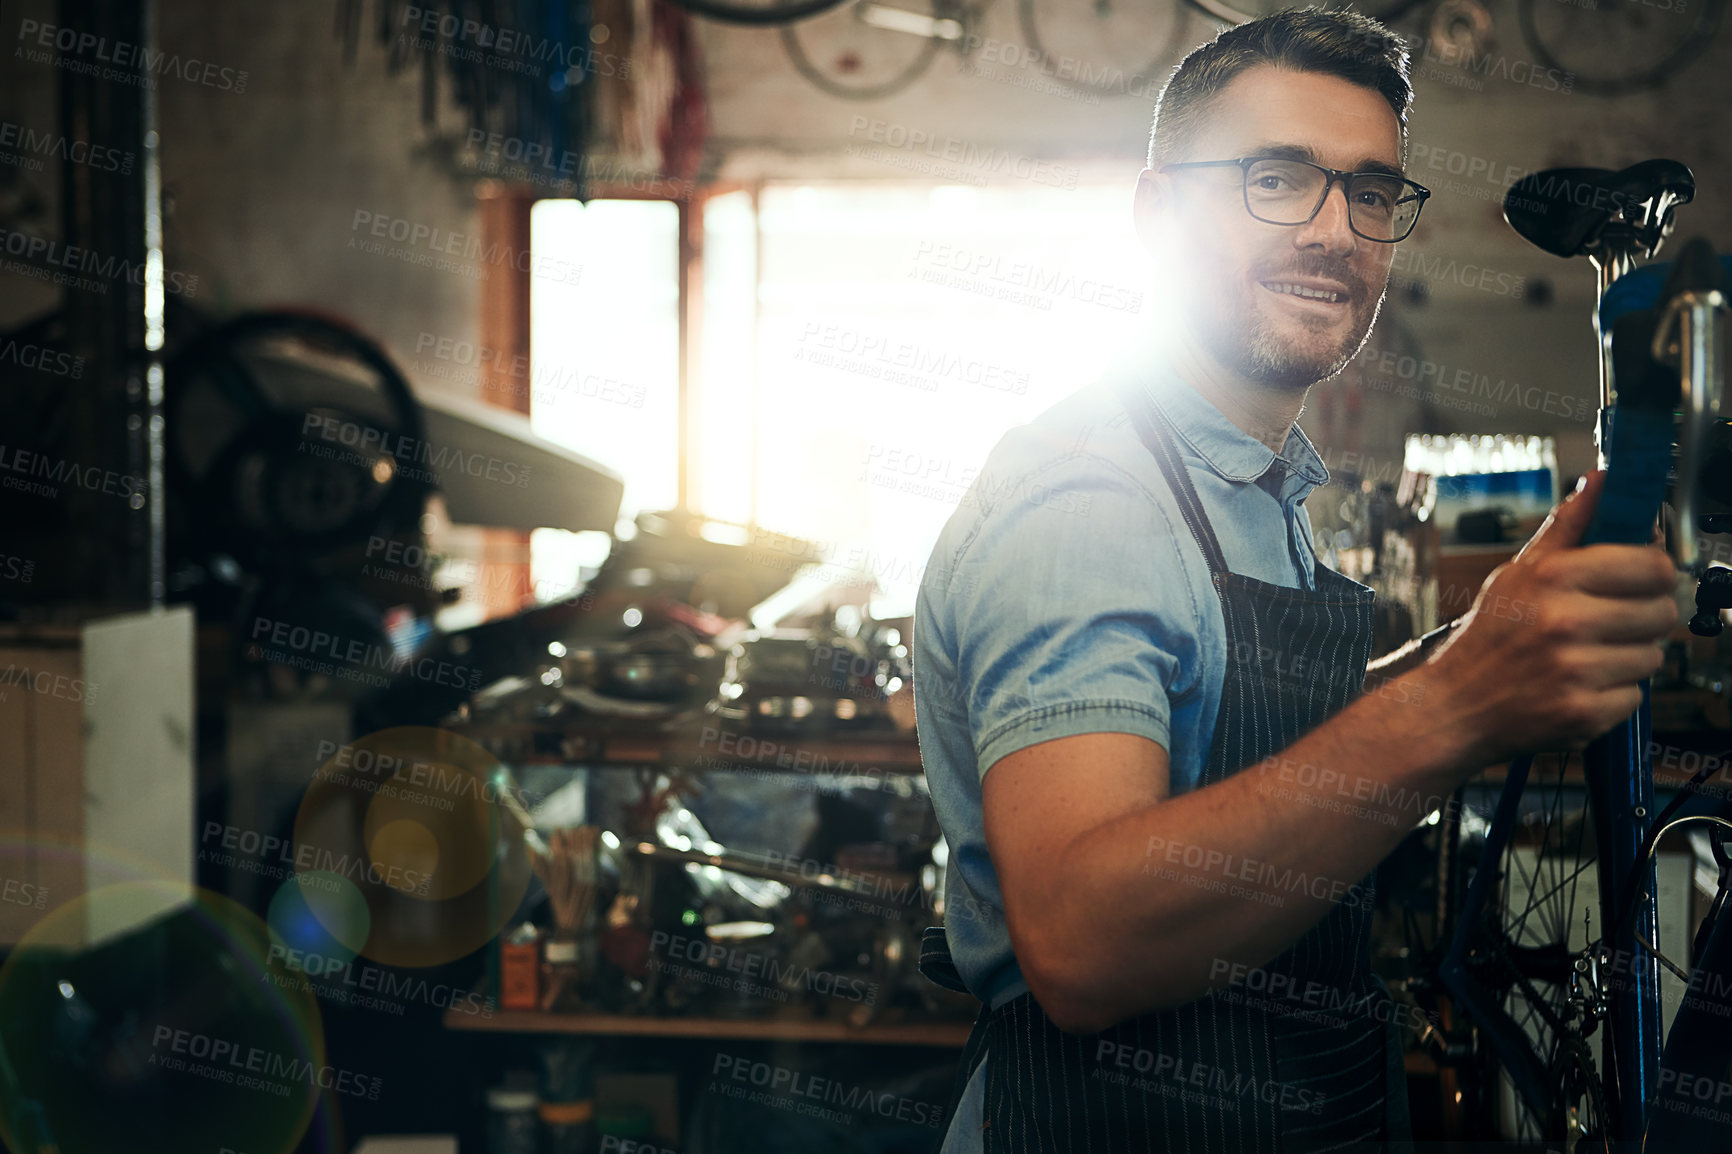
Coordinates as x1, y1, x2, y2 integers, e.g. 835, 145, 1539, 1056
1396, 159, 1732, 1152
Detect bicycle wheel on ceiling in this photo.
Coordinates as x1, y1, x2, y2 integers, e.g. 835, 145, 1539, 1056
663, 0, 853, 26
781, 0, 949, 100
1184, 0, 1425, 28
1517, 0, 1726, 97
1015, 0, 1195, 97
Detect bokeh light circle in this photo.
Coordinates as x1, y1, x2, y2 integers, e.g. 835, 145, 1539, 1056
293, 726, 532, 967
0, 874, 327, 1154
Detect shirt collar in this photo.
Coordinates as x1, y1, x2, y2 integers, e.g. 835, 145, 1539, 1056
1132, 355, 1330, 494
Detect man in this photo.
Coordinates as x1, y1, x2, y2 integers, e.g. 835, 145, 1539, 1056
912, 7, 1678, 1153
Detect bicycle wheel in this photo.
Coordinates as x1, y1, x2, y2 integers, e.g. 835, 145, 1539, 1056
781, 0, 945, 100
1184, 0, 1425, 29
663, 0, 853, 26
1014, 0, 1193, 97
1516, 0, 1727, 96
1451, 753, 1613, 1149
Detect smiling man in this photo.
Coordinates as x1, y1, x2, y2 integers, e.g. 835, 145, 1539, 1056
913, 7, 1679, 1154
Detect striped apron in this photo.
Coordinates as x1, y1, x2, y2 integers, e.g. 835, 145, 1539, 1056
919, 384, 1412, 1153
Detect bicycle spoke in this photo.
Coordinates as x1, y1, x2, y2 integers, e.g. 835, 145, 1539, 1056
1444, 756, 1610, 1146
1508, 818, 1548, 944
1529, 755, 1568, 947
1565, 757, 1590, 949
1511, 759, 1565, 945
1518, 855, 1598, 937
1543, 754, 1571, 943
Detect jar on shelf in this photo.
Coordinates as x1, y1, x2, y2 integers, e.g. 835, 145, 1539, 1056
500, 922, 541, 1012
539, 1097, 596, 1154
485, 1084, 539, 1154
539, 1039, 597, 1154
541, 934, 583, 1012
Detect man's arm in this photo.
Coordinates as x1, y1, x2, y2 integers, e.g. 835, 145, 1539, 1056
986, 676, 1472, 1034
1366, 617, 1461, 683
985, 472, 1677, 1035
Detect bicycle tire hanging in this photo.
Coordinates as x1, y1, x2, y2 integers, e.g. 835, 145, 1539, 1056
1515, 0, 1727, 96
1183, 0, 1424, 29
660, 0, 854, 25
1015, 0, 1193, 96
779, 0, 954, 100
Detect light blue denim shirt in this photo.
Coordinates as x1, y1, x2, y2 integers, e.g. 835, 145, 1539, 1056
913, 344, 1337, 1153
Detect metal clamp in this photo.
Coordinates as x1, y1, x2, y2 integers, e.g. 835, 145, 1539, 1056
1649, 288, 1727, 574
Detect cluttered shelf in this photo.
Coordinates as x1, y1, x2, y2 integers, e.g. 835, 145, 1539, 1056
454, 716, 928, 775
443, 1007, 973, 1047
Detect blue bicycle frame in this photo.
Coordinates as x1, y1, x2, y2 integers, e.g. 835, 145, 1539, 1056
1437, 241, 1731, 1151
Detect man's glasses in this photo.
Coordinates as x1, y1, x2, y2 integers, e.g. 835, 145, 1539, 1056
1159, 156, 1432, 243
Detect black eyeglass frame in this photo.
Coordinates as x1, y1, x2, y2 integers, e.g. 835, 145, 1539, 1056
1158, 156, 1433, 243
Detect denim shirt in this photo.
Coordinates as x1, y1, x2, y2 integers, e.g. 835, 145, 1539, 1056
914, 347, 1335, 1016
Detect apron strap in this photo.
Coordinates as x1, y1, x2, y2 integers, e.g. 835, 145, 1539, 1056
1119, 379, 1230, 579
917, 924, 971, 994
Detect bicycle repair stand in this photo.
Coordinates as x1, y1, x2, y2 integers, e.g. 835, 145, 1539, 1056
1596, 237, 1732, 1154
1435, 159, 1732, 1152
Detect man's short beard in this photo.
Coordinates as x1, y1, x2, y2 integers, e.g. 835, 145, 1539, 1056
1239, 296, 1382, 389
1194, 283, 1384, 390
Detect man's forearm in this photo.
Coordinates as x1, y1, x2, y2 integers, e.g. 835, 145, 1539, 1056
1366, 618, 1461, 684
1037, 661, 1482, 1033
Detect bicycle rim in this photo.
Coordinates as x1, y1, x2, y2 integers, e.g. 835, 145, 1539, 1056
662, 0, 854, 27
779, 12, 942, 100
1014, 0, 1191, 96
1463, 752, 1612, 1148
1516, 0, 1727, 96
1183, 0, 1426, 28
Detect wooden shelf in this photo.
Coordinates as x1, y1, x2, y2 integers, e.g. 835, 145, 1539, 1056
443, 1007, 972, 1047
452, 718, 927, 775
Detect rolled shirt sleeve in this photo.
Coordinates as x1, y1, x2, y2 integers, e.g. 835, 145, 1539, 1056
942, 451, 1212, 780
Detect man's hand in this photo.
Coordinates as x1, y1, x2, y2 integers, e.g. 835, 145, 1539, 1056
1423, 470, 1677, 765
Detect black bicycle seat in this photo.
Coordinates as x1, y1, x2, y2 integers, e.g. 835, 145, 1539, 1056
1503, 159, 1695, 258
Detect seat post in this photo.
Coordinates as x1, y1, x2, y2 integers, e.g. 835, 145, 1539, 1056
1591, 244, 1644, 465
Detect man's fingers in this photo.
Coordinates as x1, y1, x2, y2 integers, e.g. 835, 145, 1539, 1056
1578, 642, 1669, 690
1533, 589, 1676, 643
1554, 545, 1676, 598
1519, 470, 1604, 558
1585, 595, 1679, 644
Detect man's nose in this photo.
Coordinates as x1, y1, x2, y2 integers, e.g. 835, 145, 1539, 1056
1295, 181, 1357, 254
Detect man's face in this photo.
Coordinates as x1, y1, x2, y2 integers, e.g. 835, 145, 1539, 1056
1137, 65, 1403, 390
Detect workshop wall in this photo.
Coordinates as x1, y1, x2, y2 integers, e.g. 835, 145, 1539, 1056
692, 1, 1732, 477
9, 0, 1732, 475
1, 0, 488, 386
155, 2, 489, 382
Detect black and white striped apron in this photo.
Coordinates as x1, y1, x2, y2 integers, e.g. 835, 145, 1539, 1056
920, 383, 1412, 1153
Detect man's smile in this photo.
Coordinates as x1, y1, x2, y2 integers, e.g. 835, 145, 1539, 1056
1257, 279, 1352, 307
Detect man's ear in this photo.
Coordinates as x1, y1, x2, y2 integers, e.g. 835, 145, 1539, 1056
1132, 167, 1172, 258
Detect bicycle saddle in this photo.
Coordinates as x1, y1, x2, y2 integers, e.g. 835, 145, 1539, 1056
1503, 159, 1695, 259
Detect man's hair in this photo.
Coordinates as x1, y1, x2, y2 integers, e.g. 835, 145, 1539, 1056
1145, 7, 1412, 170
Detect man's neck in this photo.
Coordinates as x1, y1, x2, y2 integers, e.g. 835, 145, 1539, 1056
1166, 333, 1308, 455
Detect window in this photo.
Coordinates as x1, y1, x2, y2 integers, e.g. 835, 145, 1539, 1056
528, 181, 1154, 618
702, 181, 1151, 616
531, 198, 682, 523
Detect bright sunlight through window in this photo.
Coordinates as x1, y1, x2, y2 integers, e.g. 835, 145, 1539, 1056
702, 181, 1156, 617
530, 182, 1160, 619
531, 198, 681, 525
